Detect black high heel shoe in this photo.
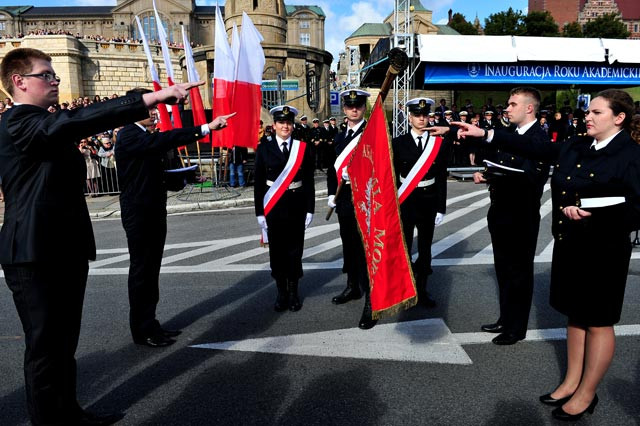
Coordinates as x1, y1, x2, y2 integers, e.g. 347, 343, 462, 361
551, 394, 598, 421
539, 392, 573, 406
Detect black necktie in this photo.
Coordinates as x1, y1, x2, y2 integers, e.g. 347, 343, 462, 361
347, 129, 354, 140
417, 136, 423, 152
282, 141, 289, 159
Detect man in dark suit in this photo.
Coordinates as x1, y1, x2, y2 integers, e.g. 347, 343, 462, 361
327, 89, 377, 329
392, 97, 448, 308
458, 87, 550, 345
0, 47, 202, 426
116, 88, 233, 347
254, 105, 315, 312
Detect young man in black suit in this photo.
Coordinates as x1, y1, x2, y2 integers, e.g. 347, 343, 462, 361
432, 87, 550, 345
327, 89, 378, 329
392, 97, 449, 308
0, 47, 204, 426
116, 88, 233, 347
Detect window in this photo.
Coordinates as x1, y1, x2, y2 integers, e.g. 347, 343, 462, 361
635, 24, 639, 33
300, 33, 310, 46
133, 12, 173, 43
300, 20, 309, 29
0, 22, 5, 31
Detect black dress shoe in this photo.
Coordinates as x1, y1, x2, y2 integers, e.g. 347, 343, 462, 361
134, 333, 176, 347
417, 292, 437, 308
539, 393, 573, 406
358, 294, 378, 330
159, 327, 182, 338
72, 410, 125, 425
331, 286, 362, 305
492, 332, 525, 345
481, 323, 504, 333
552, 394, 598, 421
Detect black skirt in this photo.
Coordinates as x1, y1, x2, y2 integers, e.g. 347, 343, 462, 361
550, 228, 631, 326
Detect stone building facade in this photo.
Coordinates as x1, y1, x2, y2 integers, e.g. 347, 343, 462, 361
0, 0, 333, 119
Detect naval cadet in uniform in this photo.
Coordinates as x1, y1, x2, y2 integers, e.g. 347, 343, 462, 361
327, 89, 377, 329
254, 105, 315, 312
392, 98, 449, 307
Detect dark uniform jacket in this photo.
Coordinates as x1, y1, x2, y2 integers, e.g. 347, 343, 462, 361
0, 94, 148, 264
116, 124, 206, 208
392, 132, 449, 213
253, 137, 315, 217
327, 120, 367, 199
485, 124, 550, 207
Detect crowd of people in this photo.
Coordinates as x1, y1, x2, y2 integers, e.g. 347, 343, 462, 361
0, 29, 198, 48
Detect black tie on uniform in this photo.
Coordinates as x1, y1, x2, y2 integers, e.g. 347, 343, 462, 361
282, 141, 290, 159
417, 135, 423, 152
347, 129, 354, 140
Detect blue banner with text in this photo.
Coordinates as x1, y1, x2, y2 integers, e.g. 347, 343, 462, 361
424, 62, 640, 85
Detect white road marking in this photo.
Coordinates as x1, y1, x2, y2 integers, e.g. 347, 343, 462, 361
191, 319, 640, 364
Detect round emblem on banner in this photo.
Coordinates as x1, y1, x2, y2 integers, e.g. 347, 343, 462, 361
467, 63, 480, 78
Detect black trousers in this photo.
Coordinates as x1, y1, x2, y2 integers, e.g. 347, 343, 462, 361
487, 202, 540, 337
122, 204, 167, 339
400, 195, 437, 281
3, 260, 88, 425
336, 188, 369, 293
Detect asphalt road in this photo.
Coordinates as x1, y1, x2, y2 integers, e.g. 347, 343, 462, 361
1, 181, 639, 425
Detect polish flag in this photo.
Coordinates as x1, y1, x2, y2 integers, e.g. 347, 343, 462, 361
181, 25, 209, 143
153, 0, 183, 128
135, 15, 172, 132
232, 12, 265, 148
212, 5, 235, 148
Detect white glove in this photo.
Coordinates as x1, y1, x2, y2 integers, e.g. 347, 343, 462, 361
341, 166, 349, 181
328, 195, 336, 208
257, 215, 268, 230
434, 212, 445, 226
305, 213, 313, 229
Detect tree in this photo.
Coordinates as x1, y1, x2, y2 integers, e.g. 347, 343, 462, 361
484, 7, 525, 36
562, 22, 584, 38
523, 11, 559, 37
448, 12, 478, 35
583, 12, 630, 39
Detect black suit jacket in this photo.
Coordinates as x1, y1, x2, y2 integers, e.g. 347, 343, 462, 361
327, 122, 366, 196
115, 123, 206, 208
0, 94, 149, 264
485, 123, 550, 201
253, 137, 315, 217
391, 132, 449, 213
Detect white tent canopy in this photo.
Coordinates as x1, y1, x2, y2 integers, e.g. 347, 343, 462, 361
418, 35, 640, 64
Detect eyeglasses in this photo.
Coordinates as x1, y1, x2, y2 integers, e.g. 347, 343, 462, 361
20, 72, 61, 83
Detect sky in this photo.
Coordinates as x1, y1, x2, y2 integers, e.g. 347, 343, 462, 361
8, 0, 529, 65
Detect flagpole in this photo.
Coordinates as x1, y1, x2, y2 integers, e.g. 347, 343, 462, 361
326, 48, 408, 220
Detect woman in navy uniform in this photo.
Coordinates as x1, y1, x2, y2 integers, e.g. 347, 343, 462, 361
457, 89, 640, 421
392, 97, 449, 308
254, 105, 315, 312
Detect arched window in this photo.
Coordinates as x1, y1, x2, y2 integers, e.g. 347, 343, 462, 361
132, 12, 173, 43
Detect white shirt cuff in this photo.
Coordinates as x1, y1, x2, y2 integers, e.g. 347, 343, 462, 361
201, 124, 210, 135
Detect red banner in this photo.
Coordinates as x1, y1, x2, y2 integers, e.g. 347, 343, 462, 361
349, 96, 417, 319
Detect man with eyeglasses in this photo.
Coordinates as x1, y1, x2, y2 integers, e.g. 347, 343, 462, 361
0, 47, 209, 426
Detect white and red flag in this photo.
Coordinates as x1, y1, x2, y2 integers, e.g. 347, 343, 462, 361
212, 5, 235, 148
153, 0, 183, 128
232, 12, 265, 148
135, 15, 172, 132
349, 96, 417, 318
181, 25, 209, 143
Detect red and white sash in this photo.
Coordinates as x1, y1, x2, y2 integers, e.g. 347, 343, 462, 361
263, 139, 307, 216
397, 135, 443, 204
333, 133, 362, 185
